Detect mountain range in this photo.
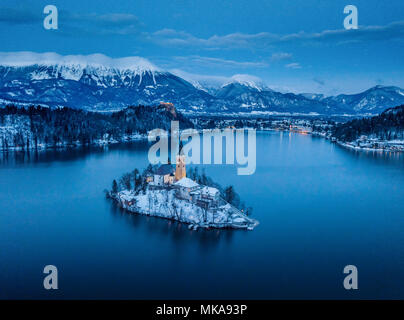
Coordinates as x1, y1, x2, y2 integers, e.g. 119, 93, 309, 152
1, 53, 404, 116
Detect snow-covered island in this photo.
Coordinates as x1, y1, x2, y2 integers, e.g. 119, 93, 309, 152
108, 147, 258, 230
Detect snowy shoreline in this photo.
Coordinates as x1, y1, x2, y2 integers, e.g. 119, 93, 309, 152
109, 188, 259, 231
0, 132, 148, 153
335, 140, 404, 152
262, 127, 404, 153
2, 124, 403, 154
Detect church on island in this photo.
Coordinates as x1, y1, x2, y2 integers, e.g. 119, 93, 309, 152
146, 143, 186, 186
112, 141, 259, 230
145, 144, 221, 209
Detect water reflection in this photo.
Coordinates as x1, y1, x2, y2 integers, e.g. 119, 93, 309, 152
108, 201, 236, 249
1, 130, 404, 299
334, 143, 404, 168
0, 140, 151, 167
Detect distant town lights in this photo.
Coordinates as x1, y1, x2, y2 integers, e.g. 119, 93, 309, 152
148, 121, 256, 176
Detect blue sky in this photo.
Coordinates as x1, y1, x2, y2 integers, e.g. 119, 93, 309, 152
1, 0, 404, 95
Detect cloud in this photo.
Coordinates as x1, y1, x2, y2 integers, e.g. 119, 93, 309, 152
0, 51, 159, 71
376, 78, 385, 85
277, 20, 404, 44
3, 6, 404, 47
173, 55, 268, 68
224, 74, 266, 88
58, 11, 142, 36
150, 20, 404, 49
313, 77, 325, 86
169, 69, 265, 89
93, 13, 139, 26
67, 12, 139, 30
149, 29, 274, 49
169, 69, 228, 87
0, 7, 141, 36
285, 63, 302, 69
0, 7, 42, 25
270, 52, 293, 62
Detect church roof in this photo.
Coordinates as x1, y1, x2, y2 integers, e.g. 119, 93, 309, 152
154, 164, 175, 175
178, 141, 185, 156
174, 177, 199, 188
201, 186, 220, 197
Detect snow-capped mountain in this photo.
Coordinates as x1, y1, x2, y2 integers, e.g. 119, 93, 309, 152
221, 74, 268, 92
0, 52, 213, 111
219, 83, 404, 115
322, 85, 404, 114
214, 81, 332, 114
212, 83, 404, 115
298, 93, 325, 101
1, 52, 404, 115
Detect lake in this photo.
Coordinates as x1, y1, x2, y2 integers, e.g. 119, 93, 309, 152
1, 131, 403, 299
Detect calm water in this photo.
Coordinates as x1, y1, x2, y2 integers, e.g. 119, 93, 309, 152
1, 131, 403, 299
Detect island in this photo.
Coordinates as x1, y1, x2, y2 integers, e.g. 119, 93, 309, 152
107, 145, 258, 230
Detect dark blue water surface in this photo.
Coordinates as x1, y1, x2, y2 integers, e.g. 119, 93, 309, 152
1, 131, 403, 299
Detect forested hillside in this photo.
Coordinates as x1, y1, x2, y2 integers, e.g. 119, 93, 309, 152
332, 105, 404, 142
0, 104, 193, 151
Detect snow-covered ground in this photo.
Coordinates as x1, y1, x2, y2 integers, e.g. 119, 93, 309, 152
338, 139, 404, 152
0, 114, 147, 151
0, 114, 35, 150
113, 188, 259, 230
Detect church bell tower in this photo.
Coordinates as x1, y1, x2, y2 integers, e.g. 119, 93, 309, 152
175, 141, 186, 181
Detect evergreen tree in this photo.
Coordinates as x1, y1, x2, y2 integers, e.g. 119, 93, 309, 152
112, 179, 118, 194
133, 168, 141, 190
120, 173, 132, 190
224, 186, 236, 204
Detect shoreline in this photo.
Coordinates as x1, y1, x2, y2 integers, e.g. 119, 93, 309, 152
0, 133, 148, 153
265, 128, 404, 153
1, 127, 403, 154
335, 140, 404, 153
109, 189, 259, 231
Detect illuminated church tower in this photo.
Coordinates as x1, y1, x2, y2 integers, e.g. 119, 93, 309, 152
175, 141, 186, 181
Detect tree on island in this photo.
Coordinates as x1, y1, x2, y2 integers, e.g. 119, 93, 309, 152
245, 206, 253, 216
120, 173, 132, 190
110, 165, 251, 216
224, 185, 241, 209
133, 168, 141, 190
112, 179, 118, 194
224, 186, 236, 204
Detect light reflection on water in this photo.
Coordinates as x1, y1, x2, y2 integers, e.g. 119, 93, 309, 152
0, 131, 403, 299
